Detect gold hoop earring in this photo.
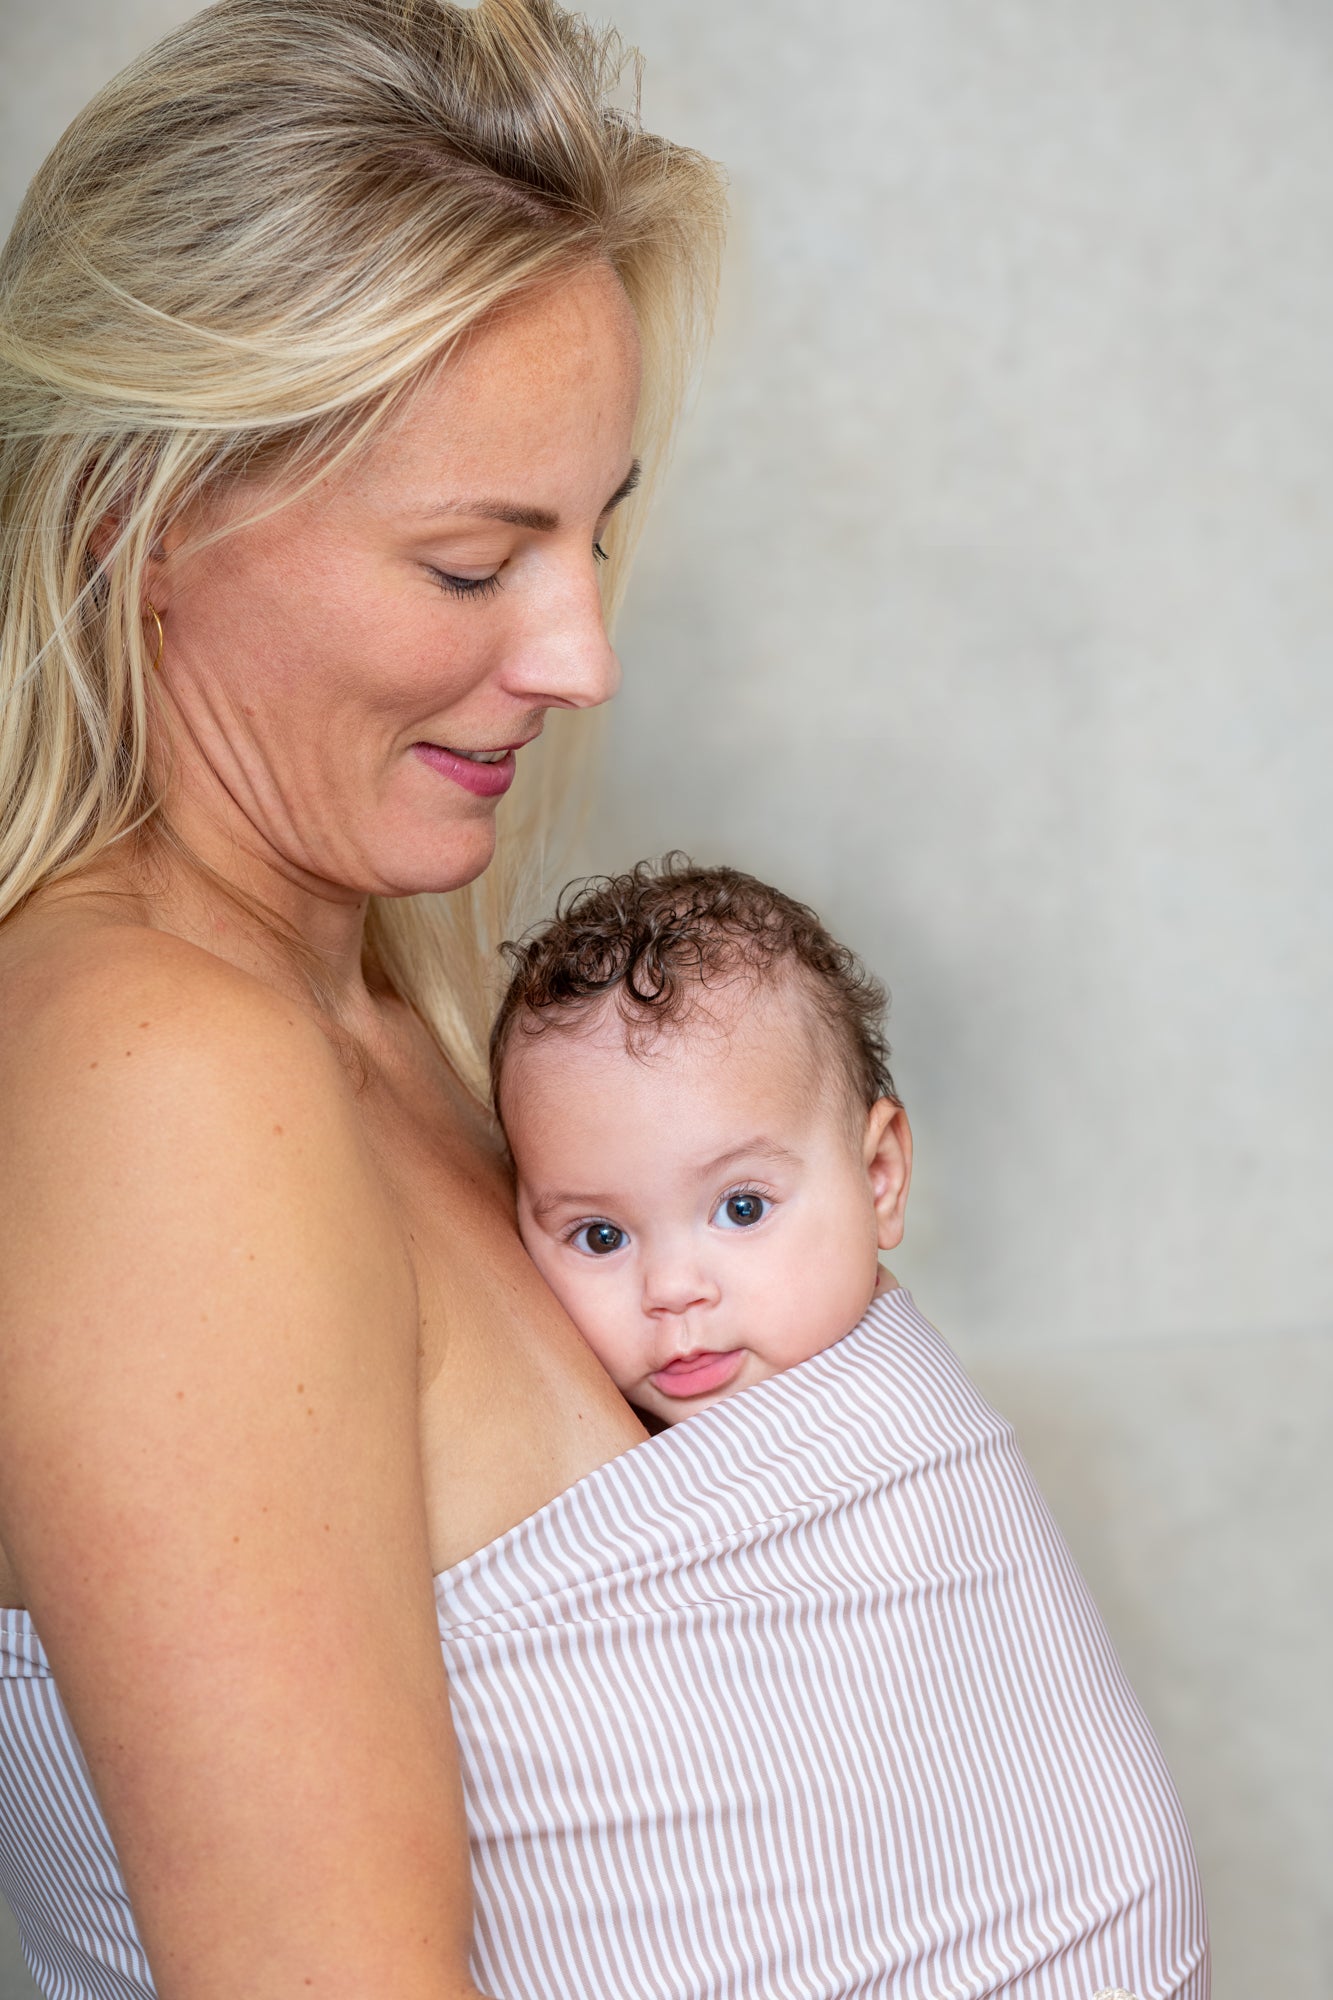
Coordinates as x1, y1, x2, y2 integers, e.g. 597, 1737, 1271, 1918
145, 603, 164, 673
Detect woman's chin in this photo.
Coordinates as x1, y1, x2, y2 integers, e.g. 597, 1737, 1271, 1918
372, 818, 499, 899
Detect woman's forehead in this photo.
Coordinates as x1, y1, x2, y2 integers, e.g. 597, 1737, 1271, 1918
361, 267, 641, 498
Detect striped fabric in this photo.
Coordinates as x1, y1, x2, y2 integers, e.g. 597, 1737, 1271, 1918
0, 1289, 1208, 1999
0, 1618, 150, 1998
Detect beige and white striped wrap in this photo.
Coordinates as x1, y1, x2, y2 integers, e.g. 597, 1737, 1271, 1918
1, 1289, 1208, 1998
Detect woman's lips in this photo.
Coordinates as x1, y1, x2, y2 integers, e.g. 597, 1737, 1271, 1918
412, 741, 517, 798
649, 1348, 746, 1399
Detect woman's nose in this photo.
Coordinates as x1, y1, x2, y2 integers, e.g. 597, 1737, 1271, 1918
503, 570, 622, 712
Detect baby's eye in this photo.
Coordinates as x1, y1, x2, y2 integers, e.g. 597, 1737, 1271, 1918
572, 1220, 627, 1256
714, 1190, 771, 1230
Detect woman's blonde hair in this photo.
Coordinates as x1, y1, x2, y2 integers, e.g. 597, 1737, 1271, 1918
0, 0, 724, 1091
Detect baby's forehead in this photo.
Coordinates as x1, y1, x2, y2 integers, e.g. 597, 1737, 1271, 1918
517, 967, 825, 1072
498, 972, 846, 1148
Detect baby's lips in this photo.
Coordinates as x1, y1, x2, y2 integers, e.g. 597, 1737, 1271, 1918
649, 1348, 746, 1399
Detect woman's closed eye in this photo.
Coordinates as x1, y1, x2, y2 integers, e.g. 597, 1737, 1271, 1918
712, 1187, 774, 1230
567, 1219, 629, 1257
428, 567, 505, 601
430, 540, 609, 602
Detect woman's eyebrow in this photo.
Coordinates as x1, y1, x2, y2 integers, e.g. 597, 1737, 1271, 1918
420, 459, 641, 533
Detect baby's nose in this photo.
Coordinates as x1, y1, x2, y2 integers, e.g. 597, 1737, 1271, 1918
642, 1261, 721, 1317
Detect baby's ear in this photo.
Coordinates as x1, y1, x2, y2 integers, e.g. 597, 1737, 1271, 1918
863, 1098, 912, 1252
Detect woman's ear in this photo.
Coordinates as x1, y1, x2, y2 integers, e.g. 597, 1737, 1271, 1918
862, 1098, 912, 1252
89, 512, 174, 611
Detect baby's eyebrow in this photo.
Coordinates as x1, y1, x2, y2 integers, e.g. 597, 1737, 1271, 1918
696, 1138, 803, 1178
526, 1138, 802, 1225
528, 1189, 612, 1224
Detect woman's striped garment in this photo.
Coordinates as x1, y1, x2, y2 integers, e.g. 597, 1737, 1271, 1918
0, 1288, 1208, 1999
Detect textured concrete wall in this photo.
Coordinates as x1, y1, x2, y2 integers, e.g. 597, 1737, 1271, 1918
2, 1, 1330, 1994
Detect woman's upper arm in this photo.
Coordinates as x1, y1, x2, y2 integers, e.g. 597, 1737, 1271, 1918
0, 942, 480, 2000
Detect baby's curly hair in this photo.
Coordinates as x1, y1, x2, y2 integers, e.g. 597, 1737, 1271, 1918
490, 854, 898, 1114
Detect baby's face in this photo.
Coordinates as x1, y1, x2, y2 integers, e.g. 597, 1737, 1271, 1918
500, 978, 910, 1424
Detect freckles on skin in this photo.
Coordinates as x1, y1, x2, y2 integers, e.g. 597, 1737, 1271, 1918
429, 271, 639, 493
150, 264, 642, 903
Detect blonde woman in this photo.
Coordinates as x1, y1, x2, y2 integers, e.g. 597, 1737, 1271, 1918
0, 4, 1207, 1998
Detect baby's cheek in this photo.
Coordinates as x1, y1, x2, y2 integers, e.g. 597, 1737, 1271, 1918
514, 1197, 547, 1268
515, 1216, 586, 1323
542, 1257, 644, 1396
525, 1233, 588, 1322
752, 1246, 878, 1372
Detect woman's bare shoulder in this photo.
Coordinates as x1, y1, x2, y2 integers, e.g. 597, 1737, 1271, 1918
0, 900, 416, 1473
0, 900, 339, 1098
0, 906, 390, 1236
0, 902, 410, 1403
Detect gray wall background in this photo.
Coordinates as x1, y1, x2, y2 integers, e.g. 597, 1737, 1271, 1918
2, 0, 1330, 1994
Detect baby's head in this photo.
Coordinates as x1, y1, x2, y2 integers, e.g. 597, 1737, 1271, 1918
492, 857, 912, 1424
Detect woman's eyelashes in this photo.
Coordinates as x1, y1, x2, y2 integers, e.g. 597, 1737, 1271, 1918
428, 567, 504, 601
429, 540, 610, 601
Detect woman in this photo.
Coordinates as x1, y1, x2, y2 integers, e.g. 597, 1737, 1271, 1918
0, 3, 1207, 1997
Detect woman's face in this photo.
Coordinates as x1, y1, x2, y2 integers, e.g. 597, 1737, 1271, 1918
153, 262, 642, 900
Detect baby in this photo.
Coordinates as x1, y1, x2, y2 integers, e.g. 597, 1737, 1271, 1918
487, 864, 1172, 2000
490, 854, 913, 1425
